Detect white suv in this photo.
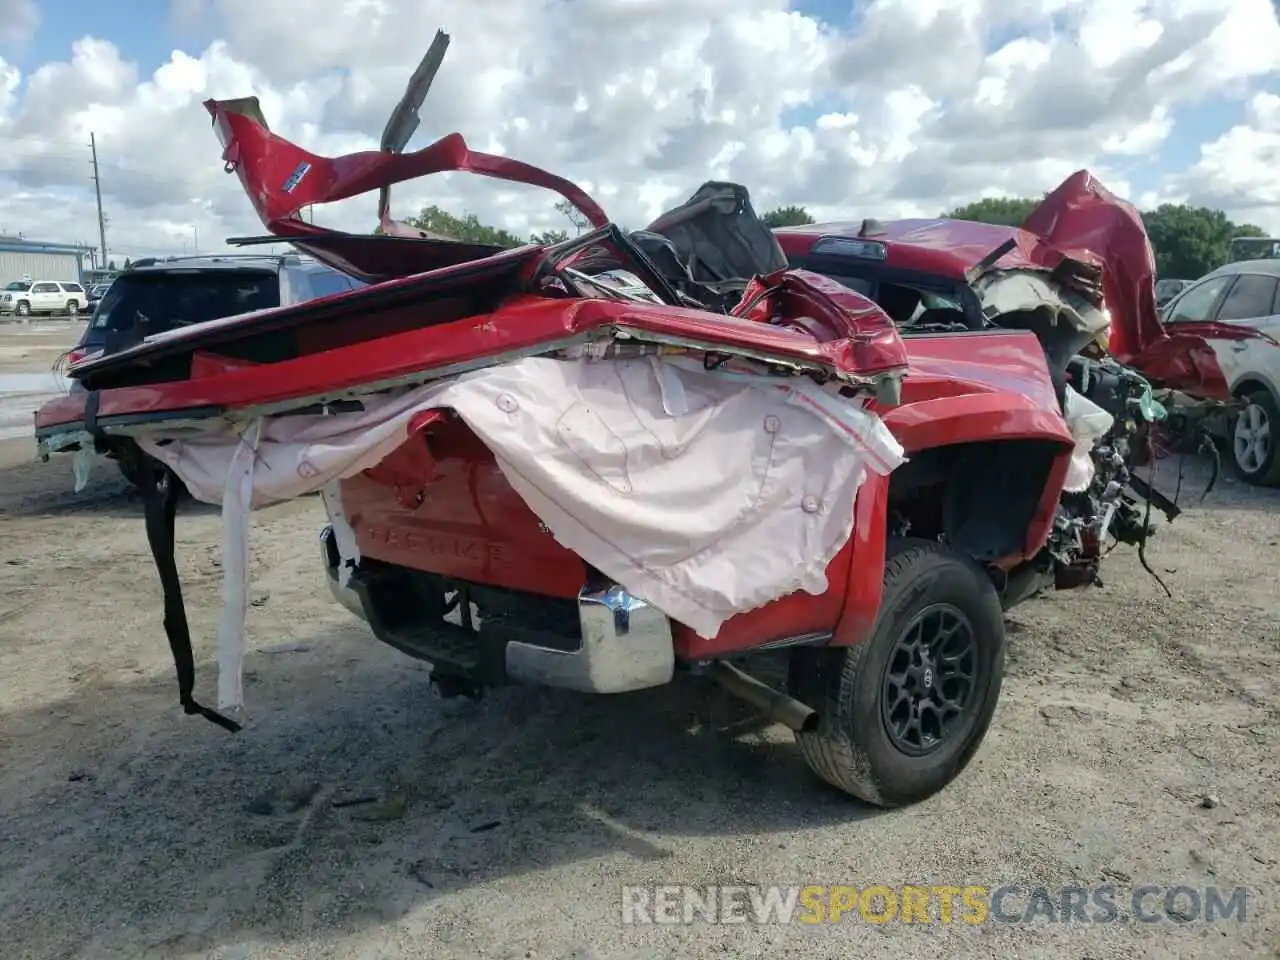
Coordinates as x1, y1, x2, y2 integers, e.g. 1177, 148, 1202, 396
1159, 258, 1280, 485
0, 280, 88, 317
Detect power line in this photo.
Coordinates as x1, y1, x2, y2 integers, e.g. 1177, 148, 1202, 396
89, 132, 108, 269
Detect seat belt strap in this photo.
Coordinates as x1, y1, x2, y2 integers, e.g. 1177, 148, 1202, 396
124, 441, 242, 733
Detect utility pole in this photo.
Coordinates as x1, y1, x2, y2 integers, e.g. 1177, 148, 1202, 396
89, 132, 108, 269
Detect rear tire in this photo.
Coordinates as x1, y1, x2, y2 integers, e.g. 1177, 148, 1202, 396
1230, 389, 1280, 487
65, 299, 78, 317
789, 538, 1006, 807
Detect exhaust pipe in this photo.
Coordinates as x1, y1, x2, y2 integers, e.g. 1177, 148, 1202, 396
705, 660, 818, 733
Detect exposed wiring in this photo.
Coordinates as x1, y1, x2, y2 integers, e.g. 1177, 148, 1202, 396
1197, 431, 1220, 503
703, 352, 731, 371
1137, 433, 1172, 599
50, 349, 75, 390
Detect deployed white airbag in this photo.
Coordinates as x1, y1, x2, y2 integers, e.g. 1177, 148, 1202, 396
1062, 385, 1115, 493
138, 355, 905, 712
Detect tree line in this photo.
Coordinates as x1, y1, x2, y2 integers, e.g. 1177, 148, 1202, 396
400, 199, 601, 247
939, 196, 1273, 280
394, 191, 1275, 283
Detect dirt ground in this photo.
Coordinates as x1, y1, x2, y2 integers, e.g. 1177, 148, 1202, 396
0, 318, 82, 374
0, 324, 1277, 959
0, 320, 82, 443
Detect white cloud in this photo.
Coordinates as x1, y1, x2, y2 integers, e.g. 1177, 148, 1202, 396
1163, 91, 1280, 229
1102, 105, 1174, 157
0, 0, 1275, 264
0, 0, 37, 46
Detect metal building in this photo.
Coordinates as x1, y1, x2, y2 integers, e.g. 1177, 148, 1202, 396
0, 237, 93, 286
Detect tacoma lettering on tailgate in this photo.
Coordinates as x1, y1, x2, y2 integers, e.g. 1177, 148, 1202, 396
364, 526, 509, 566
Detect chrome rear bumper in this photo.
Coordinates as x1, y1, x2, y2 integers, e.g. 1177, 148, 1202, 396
318, 525, 366, 621
508, 583, 675, 692
318, 524, 673, 693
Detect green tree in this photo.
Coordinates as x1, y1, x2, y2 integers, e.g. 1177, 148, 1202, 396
404, 205, 525, 247
1141, 203, 1269, 276
1140, 205, 1268, 279
554, 199, 592, 236
530, 229, 570, 245
404, 204, 591, 248
944, 196, 1042, 227
762, 205, 815, 228
121, 257, 132, 270
107, 260, 117, 271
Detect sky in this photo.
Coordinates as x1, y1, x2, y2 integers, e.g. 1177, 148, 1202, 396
0, 0, 1277, 265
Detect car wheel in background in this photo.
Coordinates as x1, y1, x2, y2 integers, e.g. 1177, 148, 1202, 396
1231, 389, 1280, 487
15, 301, 30, 316
65, 300, 78, 317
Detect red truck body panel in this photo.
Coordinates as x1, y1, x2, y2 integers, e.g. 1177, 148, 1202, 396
35, 306, 1064, 661
329, 329, 1067, 657
33, 97, 1104, 658
337, 413, 880, 659
36, 285, 907, 432
774, 172, 1272, 402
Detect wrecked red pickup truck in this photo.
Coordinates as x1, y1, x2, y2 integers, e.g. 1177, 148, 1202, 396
35, 87, 1186, 808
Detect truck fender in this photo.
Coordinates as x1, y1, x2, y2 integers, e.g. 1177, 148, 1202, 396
879, 393, 1073, 453
830, 471, 888, 647
831, 400, 1074, 647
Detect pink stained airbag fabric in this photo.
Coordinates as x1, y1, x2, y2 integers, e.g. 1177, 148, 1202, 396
139, 355, 905, 710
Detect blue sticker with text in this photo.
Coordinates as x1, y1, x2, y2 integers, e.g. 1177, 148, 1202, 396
282, 161, 312, 194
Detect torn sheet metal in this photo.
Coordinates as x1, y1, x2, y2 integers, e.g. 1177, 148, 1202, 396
136, 356, 904, 709
1020, 170, 1155, 360
205, 96, 608, 272
973, 271, 1110, 336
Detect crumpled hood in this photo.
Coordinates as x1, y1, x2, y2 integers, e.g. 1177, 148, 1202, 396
1021, 171, 1159, 363
1021, 171, 1271, 399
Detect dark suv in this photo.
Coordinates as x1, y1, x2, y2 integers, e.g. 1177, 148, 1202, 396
64, 252, 365, 489
68, 252, 364, 366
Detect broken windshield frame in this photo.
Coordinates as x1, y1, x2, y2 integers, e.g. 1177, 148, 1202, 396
789, 254, 986, 333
